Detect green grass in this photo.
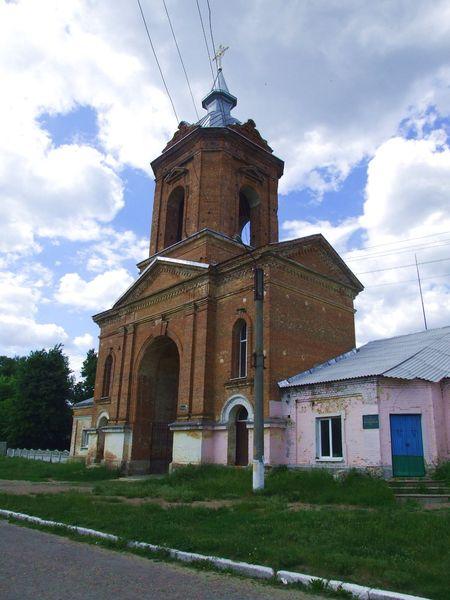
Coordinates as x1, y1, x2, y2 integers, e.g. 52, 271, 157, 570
0, 490, 448, 599
0, 456, 119, 482
5, 519, 353, 600
433, 461, 450, 486
93, 465, 395, 507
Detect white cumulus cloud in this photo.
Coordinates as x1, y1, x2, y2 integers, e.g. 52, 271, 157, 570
55, 268, 134, 312
282, 132, 450, 346
73, 333, 95, 350
0, 268, 68, 355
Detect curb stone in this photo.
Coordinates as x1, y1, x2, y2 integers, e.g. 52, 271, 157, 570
368, 591, 429, 600
127, 540, 162, 552
328, 579, 370, 599
277, 570, 320, 586
277, 571, 428, 600
207, 556, 274, 579
0, 509, 430, 599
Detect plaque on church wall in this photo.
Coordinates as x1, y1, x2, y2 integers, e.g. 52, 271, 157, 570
363, 414, 379, 429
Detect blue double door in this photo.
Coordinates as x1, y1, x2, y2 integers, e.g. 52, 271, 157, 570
390, 414, 425, 477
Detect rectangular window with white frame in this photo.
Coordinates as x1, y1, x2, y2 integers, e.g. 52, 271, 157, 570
316, 416, 343, 460
81, 429, 89, 449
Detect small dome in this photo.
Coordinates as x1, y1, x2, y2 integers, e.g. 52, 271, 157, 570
197, 69, 241, 128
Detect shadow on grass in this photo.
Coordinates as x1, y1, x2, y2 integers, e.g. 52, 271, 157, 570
94, 465, 395, 508
0, 456, 119, 482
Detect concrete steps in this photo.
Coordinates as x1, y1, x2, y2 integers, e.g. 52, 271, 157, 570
388, 478, 450, 505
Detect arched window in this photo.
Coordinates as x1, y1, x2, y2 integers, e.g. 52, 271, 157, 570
232, 320, 247, 379
238, 186, 260, 247
164, 187, 185, 247
101, 354, 113, 399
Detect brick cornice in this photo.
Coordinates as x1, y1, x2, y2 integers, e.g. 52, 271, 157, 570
151, 125, 284, 176
94, 273, 212, 326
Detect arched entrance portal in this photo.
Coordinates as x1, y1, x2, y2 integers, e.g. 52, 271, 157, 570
222, 397, 252, 467
136, 337, 180, 473
235, 406, 249, 466
96, 414, 108, 463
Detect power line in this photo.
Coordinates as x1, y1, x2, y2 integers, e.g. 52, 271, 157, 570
343, 229, 450, 256
415, 253, 428, 330
206, 0, 218, 70
162, 0, 199, 120
355, 256, 450, 276
196, 0, 215, 82
345, 239, 450, 262
364, 271, 450, 288
136, 0, 179, 123
204, 0, 229, 128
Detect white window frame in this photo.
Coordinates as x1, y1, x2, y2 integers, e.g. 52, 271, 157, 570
238, 322, 247, 378
316, 415, 343, 461
81, 429, 89, 449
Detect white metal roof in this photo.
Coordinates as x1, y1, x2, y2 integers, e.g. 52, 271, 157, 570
279, 326, 450, 388
72, 397, 94, 408
113, 256, 209, 308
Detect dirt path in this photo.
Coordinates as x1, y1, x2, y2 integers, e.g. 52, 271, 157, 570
0, 479, 93, 495
2, 479, 447, 510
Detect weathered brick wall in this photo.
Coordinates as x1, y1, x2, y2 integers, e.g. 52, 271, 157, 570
268, 265, 356, 401
90, 239, 360, 456
149, 128, 282, 256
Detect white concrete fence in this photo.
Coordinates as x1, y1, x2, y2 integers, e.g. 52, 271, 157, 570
6, 448, 70, 463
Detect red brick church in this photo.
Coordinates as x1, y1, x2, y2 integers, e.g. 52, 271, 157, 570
70, 68, 363, 473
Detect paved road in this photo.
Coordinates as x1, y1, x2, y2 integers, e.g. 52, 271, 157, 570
0, 521, 321, 600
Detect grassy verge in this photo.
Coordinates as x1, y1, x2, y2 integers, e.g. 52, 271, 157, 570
433, 461, 450, 485
5, 519, 354, 600
93, 465, 395, 507
0, 490, 448, 599
0, 456, 119, 482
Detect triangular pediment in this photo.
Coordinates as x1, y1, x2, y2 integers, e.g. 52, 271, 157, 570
271, 235, 363, 291
113, 257, 209, 308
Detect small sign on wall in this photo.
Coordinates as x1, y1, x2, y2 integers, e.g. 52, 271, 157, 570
363, 414, 379, 429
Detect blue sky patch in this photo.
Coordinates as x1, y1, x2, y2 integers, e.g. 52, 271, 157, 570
39, 105, 98, 147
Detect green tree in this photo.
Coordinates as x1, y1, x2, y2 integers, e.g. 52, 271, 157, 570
8, 345, 72, 450
71, 348, 97, 404
0, 356, 23, 443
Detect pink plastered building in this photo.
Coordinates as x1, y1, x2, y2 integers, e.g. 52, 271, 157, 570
278, 326, 450, 477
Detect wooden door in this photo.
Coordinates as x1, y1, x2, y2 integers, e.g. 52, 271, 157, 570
149, 422, 173, 474
235, 407, 249, 466
390, 414, 425, 477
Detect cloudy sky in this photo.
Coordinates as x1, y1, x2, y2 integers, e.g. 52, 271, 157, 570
1, 0, 450, 376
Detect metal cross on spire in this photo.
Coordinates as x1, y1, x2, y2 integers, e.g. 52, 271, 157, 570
212, 44, 229, 70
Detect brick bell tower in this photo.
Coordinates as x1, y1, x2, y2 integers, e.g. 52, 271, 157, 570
148, 68, 282, 259
71, 67, 363, 474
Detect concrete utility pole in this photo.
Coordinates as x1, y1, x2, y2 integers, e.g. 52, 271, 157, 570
234, 234, 265, 491
253, 267, 265, 491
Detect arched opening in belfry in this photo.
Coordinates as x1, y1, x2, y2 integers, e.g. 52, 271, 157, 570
238, 185, 260, 247
135, 337, 180, 473
164, 187, 185, 247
